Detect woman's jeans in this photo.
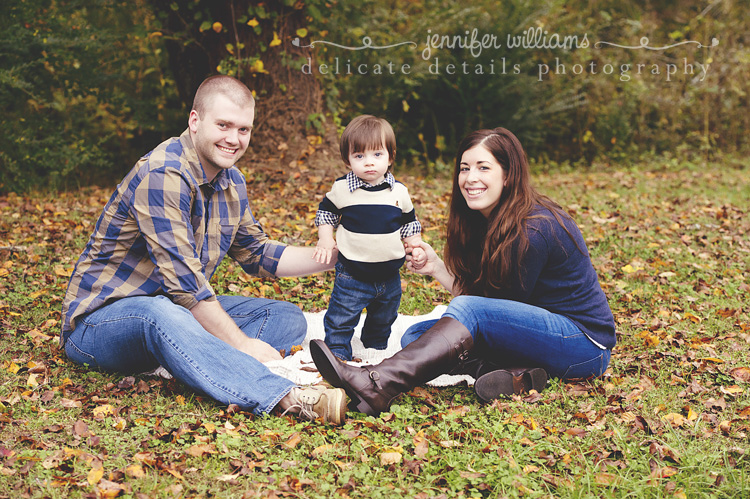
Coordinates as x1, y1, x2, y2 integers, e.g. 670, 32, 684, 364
401, 296, 610, 379
63, 295, 305, 415
323, 262, 401, 361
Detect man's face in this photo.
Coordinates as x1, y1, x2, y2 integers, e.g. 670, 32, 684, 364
189, 94, 254, 181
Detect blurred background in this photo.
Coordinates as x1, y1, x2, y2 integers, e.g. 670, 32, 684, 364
1, 0, 747, 192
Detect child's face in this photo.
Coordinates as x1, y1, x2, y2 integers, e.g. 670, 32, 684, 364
348, 146, 390, 185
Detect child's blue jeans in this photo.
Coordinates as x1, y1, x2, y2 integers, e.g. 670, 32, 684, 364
324, 262, 401, 361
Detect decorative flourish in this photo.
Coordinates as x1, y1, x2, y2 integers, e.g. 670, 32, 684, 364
292, 36, 417, 51
595, 36, 719, 50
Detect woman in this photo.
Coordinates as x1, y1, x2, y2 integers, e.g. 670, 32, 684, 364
311, 127, 616, 416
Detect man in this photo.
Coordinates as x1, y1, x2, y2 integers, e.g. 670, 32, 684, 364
61, 75, 345, 424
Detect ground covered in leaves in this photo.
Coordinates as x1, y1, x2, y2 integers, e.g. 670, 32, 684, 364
0, 155, 748, 498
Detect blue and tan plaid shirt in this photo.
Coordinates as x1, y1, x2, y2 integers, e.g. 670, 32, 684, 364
61, 130, 286, 337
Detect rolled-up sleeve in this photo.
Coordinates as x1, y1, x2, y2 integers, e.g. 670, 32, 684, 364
131, 167, 215, 309
228, 203, 287, 277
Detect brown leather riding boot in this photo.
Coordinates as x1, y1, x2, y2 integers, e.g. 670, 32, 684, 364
310, 317, 474, 416
447, 355, 504, 379
474, 367, 548, 402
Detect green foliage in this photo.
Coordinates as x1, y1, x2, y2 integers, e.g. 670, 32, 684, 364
1, 1, 748, 194
0, 0, 181, 193
310, 0, 749, 167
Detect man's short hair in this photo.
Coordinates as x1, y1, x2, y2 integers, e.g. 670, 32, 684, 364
340, 115, 396, 167
191, 75, 255, 116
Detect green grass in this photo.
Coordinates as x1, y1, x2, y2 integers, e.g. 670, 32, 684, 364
0, 158, 748, 498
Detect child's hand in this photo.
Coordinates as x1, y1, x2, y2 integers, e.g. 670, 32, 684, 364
313, 240, 337, 264
410, 246, 427, 270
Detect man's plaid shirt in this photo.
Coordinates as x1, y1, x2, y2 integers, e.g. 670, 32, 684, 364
61, 130, 286, 338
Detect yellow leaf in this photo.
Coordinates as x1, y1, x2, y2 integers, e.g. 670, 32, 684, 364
27, 374, 39, 387
270, 31, 282, 47
380, 451, 402, 466
55, 265, 73, 277
126, 464, 145, 478
92, 404, 114, 418
250, 59, 267, 74
87, 466, 104, 485
684, 312, 702, 324
720, 385, 743, 395
663, 413, 685, 427
112, 418, 127, 431
212, 22, 223, 33
296, 28, 308, 38
247, 18, 259, 27
176, 395, 186, 405
6, 362, 20, 374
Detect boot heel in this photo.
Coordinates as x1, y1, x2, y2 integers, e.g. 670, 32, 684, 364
474, 368, 548, 402
474, 370, 515, 402
527, 368, 547, 392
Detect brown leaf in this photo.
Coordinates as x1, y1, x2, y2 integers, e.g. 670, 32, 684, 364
730, 367, 750, 383
564, 427, 588, 438
185, 444, 216, 457
283, 432, 302, 449
413, 433, 429, 459
118, 376, 135, 389
73, 420, 90, 438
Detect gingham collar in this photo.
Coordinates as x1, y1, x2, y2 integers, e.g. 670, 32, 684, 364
346, 171, 395, 192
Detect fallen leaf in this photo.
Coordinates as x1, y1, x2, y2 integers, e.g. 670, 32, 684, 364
73, 420, 90, 438
92, 404, 114, 419
413, 433, 429, 459
87, 466, 104, 485
126, 464, 145, 478
730, 367, 750, 383
312, 444, 334, 457
283, 432, 302, 449
380, 451, 402, 466
185, 444, 216, 457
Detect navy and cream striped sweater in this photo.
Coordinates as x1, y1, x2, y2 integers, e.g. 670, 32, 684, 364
316, 172, 421, 281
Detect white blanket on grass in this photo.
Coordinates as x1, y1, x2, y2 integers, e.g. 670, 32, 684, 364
150, 306, 474, 387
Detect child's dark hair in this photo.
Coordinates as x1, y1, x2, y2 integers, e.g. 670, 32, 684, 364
340, 115, 396, 168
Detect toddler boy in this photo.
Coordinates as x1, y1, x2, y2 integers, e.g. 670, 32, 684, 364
313, 115, 425, 361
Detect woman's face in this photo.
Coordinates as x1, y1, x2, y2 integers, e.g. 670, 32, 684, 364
458, 144, 507, 218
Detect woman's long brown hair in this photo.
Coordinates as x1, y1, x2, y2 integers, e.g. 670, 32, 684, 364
445, 127, 570, 296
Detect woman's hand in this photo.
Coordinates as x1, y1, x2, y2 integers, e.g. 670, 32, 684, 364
405, 240, 440, 276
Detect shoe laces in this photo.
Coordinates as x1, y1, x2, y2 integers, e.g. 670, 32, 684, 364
281, 388, 321, 421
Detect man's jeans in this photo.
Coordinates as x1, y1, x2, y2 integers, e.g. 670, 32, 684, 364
63, 295, 304, 415
401, 295, 611, 379
323, 262, 401, 361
